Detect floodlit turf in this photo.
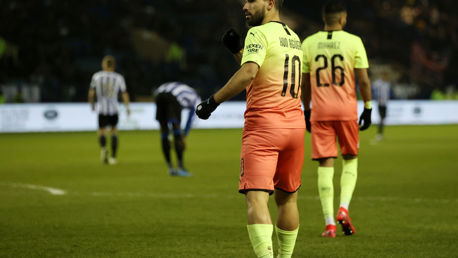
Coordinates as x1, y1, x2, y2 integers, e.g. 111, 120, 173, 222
0, 125, 457, 257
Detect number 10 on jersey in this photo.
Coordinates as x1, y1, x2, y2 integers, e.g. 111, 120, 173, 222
281, 54, 301, 98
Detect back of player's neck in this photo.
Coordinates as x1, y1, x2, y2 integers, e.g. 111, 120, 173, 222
324, 25, 343, 31
262, 13, 281, 25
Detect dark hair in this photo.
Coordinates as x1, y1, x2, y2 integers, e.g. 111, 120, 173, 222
322, 0, 347, 15
322, 0, 346, 25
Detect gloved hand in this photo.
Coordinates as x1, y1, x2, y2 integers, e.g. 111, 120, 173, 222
358, 108, 372, 131
304, 110, 311, 133
222, 28, 243, 54
196, 95, 220, 120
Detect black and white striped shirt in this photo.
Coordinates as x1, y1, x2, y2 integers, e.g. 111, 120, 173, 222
154, 82, 200, 136
373, 79, 391, 106
154, 82, 200, 109
90, 71, 127, 115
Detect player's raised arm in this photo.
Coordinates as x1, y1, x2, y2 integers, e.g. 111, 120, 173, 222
196, 62, 258, 120
356, 68, 372, 130
222, 28, 244, 64
214, 62, 258, 103
233, 49, 244, 64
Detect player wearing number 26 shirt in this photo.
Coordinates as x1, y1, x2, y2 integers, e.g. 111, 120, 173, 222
301, 0, 372, 238
196, 1, 304, 257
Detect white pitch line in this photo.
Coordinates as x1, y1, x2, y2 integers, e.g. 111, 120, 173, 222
85, 191, 457, 203
3, 182, 66, 195
2, 184, 456, 203
90, 191, 196, 199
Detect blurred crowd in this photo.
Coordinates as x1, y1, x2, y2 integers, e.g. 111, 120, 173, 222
0, 0, 457, 103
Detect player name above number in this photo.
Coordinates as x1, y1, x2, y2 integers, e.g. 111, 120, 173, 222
279, 37, 301, 50
317, 41, 341, 50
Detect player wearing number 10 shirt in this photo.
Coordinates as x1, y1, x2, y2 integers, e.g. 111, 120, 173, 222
195, 1, 304, 256
301, 0, 372, 238
240, 22, 305, 194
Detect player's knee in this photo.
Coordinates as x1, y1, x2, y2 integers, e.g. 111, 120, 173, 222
174, 139, 184, 151
171, 122, 181, 132
246, 191, 269, 207
98, 129, 106, 136
161, 131, 169, 140
318, 158, 334, 167
342, 154, 357, 160
274, 190, 297, 206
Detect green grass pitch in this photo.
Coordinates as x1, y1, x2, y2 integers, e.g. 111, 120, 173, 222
1, 125, 457, 257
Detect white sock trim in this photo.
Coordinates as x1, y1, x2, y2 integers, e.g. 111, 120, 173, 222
325, 217, 336, 226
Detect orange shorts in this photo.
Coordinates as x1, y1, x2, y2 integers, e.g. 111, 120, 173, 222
239, 128, 305, 194
311, 120, 359, 160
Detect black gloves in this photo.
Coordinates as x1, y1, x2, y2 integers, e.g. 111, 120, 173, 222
196, 95, 220, 120
304, 110, 311, 133
222, 28, 243, 54
358, 108, 372, 131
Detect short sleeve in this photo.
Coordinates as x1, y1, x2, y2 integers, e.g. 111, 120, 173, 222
118, 75, 127, 92
90, 74, 97, 89
354, 37, 369, 69
301, 39, 311, 73
241, 28, 267, 67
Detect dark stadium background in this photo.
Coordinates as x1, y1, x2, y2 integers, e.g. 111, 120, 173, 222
1, 1, 458, 257
0, 0, 457, 102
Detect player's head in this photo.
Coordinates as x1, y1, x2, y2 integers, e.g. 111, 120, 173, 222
322, 0, 347, 28
243, 0, 282, 27
102, 55, 116, 71
381, 70, 390, 81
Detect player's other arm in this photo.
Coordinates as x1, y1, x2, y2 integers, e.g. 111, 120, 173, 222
89, 76, 96, 111
300, 37, 312, 132
119, 76, 131, 116
183, 107, 195, 137
356, 68, 371, 104
301, 73, 312, 132
196, 62, 258, 119
356, 68, 372, 130
121, 91, 131, 116
88, 88, 95, 111
301, 73, 312, 110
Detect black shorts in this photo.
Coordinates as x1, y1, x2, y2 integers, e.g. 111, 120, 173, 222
98, 114, 119, 128
378, 105, 387, 119
155, 93, 182, 124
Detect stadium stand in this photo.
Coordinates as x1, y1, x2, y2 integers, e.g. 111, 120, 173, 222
0, 0, 456, 102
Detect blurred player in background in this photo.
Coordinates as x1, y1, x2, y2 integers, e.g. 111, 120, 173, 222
301, 0, 372, 238
88, 55, 130, 165
372, 71, 391, 141
197, 0, 304, 257
154, 82, 200, 177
